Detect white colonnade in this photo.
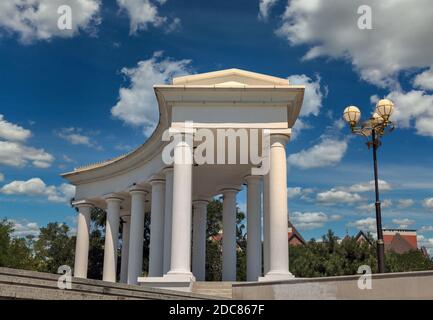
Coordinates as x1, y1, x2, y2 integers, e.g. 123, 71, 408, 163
72, 132, 292, 285
66, 68, 304, 289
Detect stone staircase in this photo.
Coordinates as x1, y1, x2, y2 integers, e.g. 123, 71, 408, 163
192, 281, 234, 299
0, 267, 218, 300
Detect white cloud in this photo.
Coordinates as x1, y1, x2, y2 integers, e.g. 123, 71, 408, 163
291, 119, 311, 141
419, 226, 433, 233
291, 211, 341, 230
0, 141, 54, 168
258, 0, 278, 20
414, 67, 433, 91
276, 0, 433, 88
287, 74, 326, 139
8, 219, 40, 238
62, 155, 74, 163
47, 183, 75, 203
0, 114, 54, 168
1, 178, 46, 196
384, 90, 433, 138
1, 178, 75, 204
0, 0, 101, 43
347, 180, 391, 193
56, 127, 101, 149
111, 52, 192, 135
117, 0, 179, 34
417, 235, 433, 255
165, 17, 181, 33
316, 189, 362, 205
397, 199, 414, 209
357, 199, 392, 212
348, 217, 377, 234
423, 198, 433, 210
288, 74, 326, 117
287, 187, 303, 198
392, 218, 415, 229
0, 114, 31, 142
287, 186, 314, 200
287, 137, 347, 169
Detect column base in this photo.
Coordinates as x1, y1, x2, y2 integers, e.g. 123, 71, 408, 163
258, 271, 295, 282
138, 273, 196, 292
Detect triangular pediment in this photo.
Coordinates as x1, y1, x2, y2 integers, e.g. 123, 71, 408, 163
172, 68, 289, 86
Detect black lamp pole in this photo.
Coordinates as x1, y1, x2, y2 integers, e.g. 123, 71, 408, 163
344, 100, 394, 274
371, 129, 386, 273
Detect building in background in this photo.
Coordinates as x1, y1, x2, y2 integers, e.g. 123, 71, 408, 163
354, 230, 372, 246
288, 221, 306, 246
383, 229, 418, 254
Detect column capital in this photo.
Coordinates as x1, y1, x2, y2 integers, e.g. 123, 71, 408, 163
72, 199, 94, 209
219, 187, 241, 196
244, 174, 262, 184
193, 199, 210, 208
269, 129, 291, 145
120, 210, 131, 218
268, 128, 291, 136
149, 177, 166, 186
103, 194, 124, 202
162, 166, 174, 174
270, 135, 290, 145
129, 185, 148, 195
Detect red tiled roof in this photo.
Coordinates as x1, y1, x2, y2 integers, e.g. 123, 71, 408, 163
385, 233, 417, 254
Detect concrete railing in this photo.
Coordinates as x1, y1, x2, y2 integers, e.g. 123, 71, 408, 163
233, 270, 433, 300
0, 267, 218, 300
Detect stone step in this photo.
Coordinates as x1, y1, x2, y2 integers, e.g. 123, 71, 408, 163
0, 267, 218, 300
193, 288, 233, 293
193, 281, 235, 288
192, 282, 235, 299
193, 291, 232, 299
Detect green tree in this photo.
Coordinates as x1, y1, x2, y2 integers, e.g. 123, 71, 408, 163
386, 250, 433, 272
205, 200, 223, 281
33, 222, 75, 273
0, 219, 36, 270
87, 207, 105, 279
0, 219, 13, 267
236, 208, 246, 281
204, 199, 246, 281
141, 213, 151, 277
290, 230, 433, 277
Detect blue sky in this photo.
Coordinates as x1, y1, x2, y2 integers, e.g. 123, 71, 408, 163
1, 0, 433, 249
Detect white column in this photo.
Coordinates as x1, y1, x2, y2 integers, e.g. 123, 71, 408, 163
120, 214, 130, 283
162, 167, 174, 275
149, 178, 166, 277
264, 133, 293, 280
263, 174, 270, 275
192, 200, 208, 281
103, 196, 122, 282
73, 201, 92, 278
168, 135, 194, 276
127, 187, 147, 285
221, 188, 238, 281
246, 175, 262, 281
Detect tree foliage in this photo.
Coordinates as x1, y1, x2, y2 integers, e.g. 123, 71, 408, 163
290, 229, 433, 277
205, 200, 223, 281
1, 215, 433, 280
386, 250, 433, 273
0, 219, 35, 270
32, 222, 75, 273
205, 199, 247, 281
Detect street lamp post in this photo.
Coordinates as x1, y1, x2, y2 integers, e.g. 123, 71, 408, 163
343, 99, 395, 273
